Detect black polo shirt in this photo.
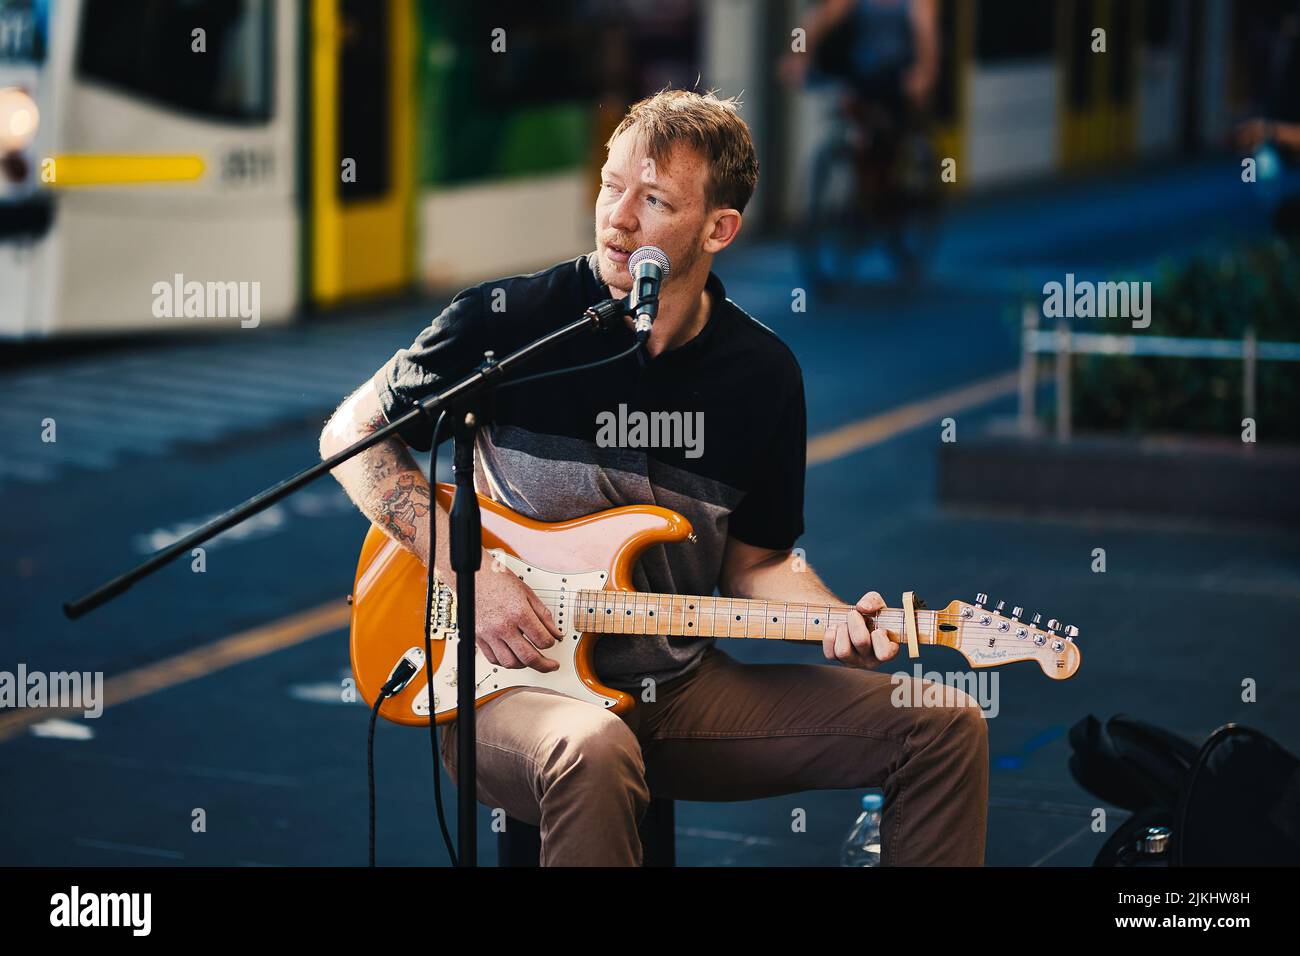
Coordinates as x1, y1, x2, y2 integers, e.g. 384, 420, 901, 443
372, 251, 806, 688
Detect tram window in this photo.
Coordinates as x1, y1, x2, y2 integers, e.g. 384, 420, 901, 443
337, 0, 389, 201
1110, 0, 1132, 104
0, 0, 46, 64
1068, 0, 1094, 110
931, 0, 958, 123
975, 0, 1055, 63
467, 4, 602, 109
76, 0, 272, 124
1144, 0, 1175, 49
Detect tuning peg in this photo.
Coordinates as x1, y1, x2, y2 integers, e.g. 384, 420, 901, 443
1047, 618, 1060, 631
975, 592, 988, 607
1011, 606, 1024, 620
1065, 625, 1079, 640
1031, 613, 1042, 626
994, 600, 1005, 613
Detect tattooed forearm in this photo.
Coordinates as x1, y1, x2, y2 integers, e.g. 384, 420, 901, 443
322, 380, 459, 574
358, 426, 408, 495
377, 472, 431, 545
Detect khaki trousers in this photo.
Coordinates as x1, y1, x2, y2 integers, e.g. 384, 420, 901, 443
440, 646, 988, 866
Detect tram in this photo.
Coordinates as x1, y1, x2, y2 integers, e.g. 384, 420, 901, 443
0, 0, 1245, 339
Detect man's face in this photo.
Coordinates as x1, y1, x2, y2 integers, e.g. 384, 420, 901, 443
594, 128, 712, 296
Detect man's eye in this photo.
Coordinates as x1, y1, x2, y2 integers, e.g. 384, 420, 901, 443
646, 195, 663, 207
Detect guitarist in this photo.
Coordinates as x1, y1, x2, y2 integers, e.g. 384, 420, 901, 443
321, 89, 987, 866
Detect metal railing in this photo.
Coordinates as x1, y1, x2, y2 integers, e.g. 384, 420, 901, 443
1018, 302, 1300, 441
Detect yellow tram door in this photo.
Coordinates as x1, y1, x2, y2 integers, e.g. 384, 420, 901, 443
1058, 0, 1141, 170
307, 0, 413, 307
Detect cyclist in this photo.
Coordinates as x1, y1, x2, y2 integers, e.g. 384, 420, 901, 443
781, 0, 940, 127
781, 0, 942, 282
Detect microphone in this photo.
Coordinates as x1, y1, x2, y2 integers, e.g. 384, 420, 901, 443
627, 245, 671, 343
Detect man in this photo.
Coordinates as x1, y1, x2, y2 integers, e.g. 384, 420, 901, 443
780, 0, 941, 273
779, 0, 940, 113
320, 89, 987, 866
1235, 1, 1300, 236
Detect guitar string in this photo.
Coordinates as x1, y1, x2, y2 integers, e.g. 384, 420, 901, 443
509, 588, 1037, 627
517, 592, 1037, 634
434, 586, 1067, 647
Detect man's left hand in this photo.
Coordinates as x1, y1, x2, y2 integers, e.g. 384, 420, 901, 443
822, 590, 901, 669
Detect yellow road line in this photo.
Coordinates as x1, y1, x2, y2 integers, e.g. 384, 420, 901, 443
44, 154, 205, 187
3, 370, 1016, 742
807, 370, 1018, 465
0, 602, 350, 743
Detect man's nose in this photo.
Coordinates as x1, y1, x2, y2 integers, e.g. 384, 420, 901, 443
608, 192, 638, 233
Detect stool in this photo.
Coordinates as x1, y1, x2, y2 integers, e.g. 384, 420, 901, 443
497, 797, 676, 866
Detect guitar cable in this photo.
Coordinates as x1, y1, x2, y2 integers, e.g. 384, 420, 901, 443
366, 409, 459, 867
372, 327, 645, 866
496, 337, 643, 392
422, 408, 458, 866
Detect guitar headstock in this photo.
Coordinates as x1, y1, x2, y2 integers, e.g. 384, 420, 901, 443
935, 594, 1081, 680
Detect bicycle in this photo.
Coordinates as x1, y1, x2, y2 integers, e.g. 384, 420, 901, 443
797, 90, 943, 292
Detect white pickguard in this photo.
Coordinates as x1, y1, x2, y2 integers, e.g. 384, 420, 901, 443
410, 550, 618, 719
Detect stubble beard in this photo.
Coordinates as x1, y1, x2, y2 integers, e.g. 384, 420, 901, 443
592, 222, 704, 297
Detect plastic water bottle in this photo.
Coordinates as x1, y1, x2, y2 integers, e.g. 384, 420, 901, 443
840, 792, 883, 866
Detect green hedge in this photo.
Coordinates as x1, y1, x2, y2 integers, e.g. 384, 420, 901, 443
1068, 239, 1300, 441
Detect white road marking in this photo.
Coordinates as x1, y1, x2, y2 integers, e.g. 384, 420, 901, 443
29, 719, 95, 740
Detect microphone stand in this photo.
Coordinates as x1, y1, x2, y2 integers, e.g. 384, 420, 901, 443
63, 294, 634, 867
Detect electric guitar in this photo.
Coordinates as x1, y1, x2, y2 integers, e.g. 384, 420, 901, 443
350, 484, 1082, 727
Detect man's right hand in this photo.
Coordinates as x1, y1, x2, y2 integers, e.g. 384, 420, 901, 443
469, 561, 563, 672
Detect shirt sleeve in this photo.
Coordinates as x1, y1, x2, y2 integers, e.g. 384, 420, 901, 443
370, 285, 485, 453
726, 365, 807, 551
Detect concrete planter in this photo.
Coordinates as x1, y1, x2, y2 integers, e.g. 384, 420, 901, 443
938, 430, 1300, 528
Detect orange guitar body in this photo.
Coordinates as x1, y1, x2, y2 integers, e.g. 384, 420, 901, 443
350, 483, 692, 727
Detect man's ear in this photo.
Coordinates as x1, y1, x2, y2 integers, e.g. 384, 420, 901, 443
703, 209, 743, 254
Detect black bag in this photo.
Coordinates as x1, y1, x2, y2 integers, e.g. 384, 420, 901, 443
1068, 714, 1300, 866
1174, 724, 1300, 865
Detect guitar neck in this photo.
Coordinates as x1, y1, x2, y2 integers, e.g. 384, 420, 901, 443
571, 590, 950, 644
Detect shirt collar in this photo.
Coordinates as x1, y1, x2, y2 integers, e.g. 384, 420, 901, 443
579, 252, 725, 364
